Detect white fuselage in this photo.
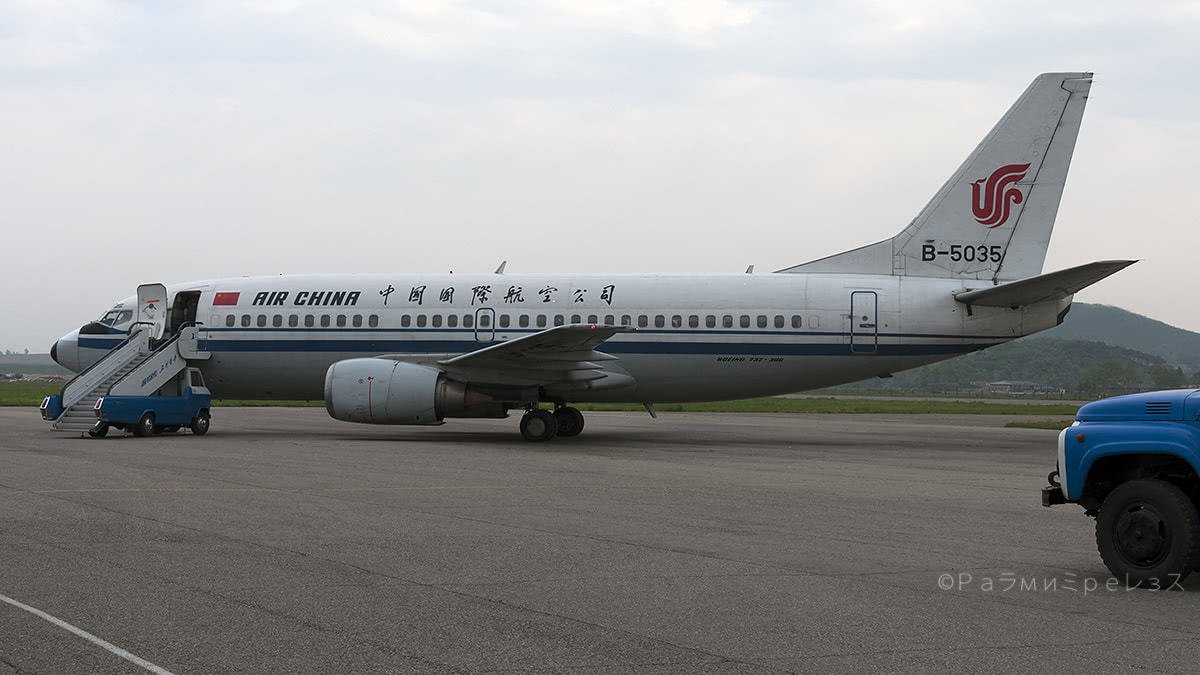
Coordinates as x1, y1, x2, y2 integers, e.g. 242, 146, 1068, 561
61, 272, 1067, 403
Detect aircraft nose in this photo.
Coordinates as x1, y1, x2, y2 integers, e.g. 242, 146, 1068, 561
51, 329, 81, 373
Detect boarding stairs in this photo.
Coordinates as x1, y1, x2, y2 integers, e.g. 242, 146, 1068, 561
49, 324, 205, 433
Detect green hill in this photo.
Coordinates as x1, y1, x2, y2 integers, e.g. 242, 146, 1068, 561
846, 337, 1190, 396
1044, 303, 1200, 370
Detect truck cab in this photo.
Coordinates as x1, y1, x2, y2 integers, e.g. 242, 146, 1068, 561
92, 367, 212, 438
1043, 389, 1200, 586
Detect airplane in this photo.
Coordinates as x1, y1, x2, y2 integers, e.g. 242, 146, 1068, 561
49, 72, 1133, 441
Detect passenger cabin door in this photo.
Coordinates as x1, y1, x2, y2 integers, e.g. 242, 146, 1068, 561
169, 290, 201, 335
136, 283, 168, 340
850, 291, 878, 354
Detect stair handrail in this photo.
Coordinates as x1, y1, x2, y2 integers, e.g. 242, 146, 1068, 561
107, 331, 187, 395
57, 327, 151, 415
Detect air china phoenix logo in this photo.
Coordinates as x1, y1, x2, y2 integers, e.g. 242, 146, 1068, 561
971, 163, 1030, 228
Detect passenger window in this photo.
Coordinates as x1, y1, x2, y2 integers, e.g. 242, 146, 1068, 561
638, 315, 649, 328
416, 315, 427, 327
225, 315, 235, 327
792, 315, 802, 328
519, 315, 530, 328
604, 315, 615, 325
432, 315, 443, 328
554, 315, 565, 326
571, 314, 582, 324
447, 314, 458, 328
479, 314, 491, 327
369, 315, 379, 328
740, 315, 750, 328
621, 315, 632, 326
723, 315, 733, 328
304, 315, 315, 328
272, 315, 283, 328
810, 315, 820, 329
706, 315, 716, 328
671, 315, 682, 328
289, 315, 299, 328
401, 315, 411, 328
688, 315, 699, 328
654, 315, 665, 328
757, 315, 768, 328
774, 315, 784, 329
499, 314, 510, 328
320, 315, 331, 328
587, 314, 598, 324
337, 315, 347, 327
463, 314, 474, 328
257, 315, 267, 328
537, 315, 547, 328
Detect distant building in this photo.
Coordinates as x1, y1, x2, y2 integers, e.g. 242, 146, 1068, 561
986, 380, 1064, 395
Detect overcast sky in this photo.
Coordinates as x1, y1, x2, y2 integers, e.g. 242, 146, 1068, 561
2, 1, 1198, 351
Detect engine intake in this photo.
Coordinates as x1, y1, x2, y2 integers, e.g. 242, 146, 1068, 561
324, 358, 506, 425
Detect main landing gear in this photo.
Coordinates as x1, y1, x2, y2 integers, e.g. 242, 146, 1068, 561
519, 405, 585, 442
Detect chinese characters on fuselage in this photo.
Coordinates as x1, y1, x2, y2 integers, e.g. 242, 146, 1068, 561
370, 283, 617, 307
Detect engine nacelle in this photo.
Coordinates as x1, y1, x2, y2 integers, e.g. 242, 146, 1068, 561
324, 358, 507, 425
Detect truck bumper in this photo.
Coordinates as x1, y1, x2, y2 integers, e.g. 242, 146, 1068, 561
1041, 486, 1067, 507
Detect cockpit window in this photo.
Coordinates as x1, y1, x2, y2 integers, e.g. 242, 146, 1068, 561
98, 310, 134, 326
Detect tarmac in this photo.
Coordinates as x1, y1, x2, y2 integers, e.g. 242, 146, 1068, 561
2, 406, 1199, 673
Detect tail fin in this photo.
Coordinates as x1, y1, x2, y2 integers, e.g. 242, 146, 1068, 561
779, 72, 1093, 281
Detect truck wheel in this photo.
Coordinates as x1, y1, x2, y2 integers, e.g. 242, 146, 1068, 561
1096, 478, 1200, 587
132, 412, 155, 437
88, 422, 109, 438
190, 413, 210, 436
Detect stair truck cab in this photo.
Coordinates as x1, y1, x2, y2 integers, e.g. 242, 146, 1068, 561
1043, 389, 1200, 586
91, 367, 212, 438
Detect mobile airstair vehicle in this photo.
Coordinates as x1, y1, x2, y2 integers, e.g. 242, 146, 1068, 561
40, 284, 212, 437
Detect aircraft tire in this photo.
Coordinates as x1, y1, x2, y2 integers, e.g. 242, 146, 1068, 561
520, 409, 558, 442
190, 413, 210, 436
133, 412, 155, 437
553, 407, 585, 438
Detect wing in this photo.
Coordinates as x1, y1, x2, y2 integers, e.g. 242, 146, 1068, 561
434, 324, 637, 389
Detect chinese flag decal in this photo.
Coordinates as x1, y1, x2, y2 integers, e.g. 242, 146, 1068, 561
213, 292, 240, 306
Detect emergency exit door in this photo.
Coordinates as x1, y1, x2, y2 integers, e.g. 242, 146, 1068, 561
850, 291, 878, 354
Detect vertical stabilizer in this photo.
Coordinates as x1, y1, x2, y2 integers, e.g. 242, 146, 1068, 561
779, 72, 1092, 281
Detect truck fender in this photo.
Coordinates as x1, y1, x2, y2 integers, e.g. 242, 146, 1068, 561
1068, 423, 1200, 500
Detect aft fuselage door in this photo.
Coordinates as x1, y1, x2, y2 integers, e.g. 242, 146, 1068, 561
850, 291, 878, 354
136, 283, 169, 340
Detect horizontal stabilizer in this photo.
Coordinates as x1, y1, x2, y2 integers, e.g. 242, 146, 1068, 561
954, 260, 1135, 308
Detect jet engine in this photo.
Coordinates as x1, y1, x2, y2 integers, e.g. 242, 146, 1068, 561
324, 358, 507, 424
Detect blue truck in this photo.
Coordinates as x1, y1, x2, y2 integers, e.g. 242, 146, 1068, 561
90, 367, 212, 438
1043, 389, 1200, 586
